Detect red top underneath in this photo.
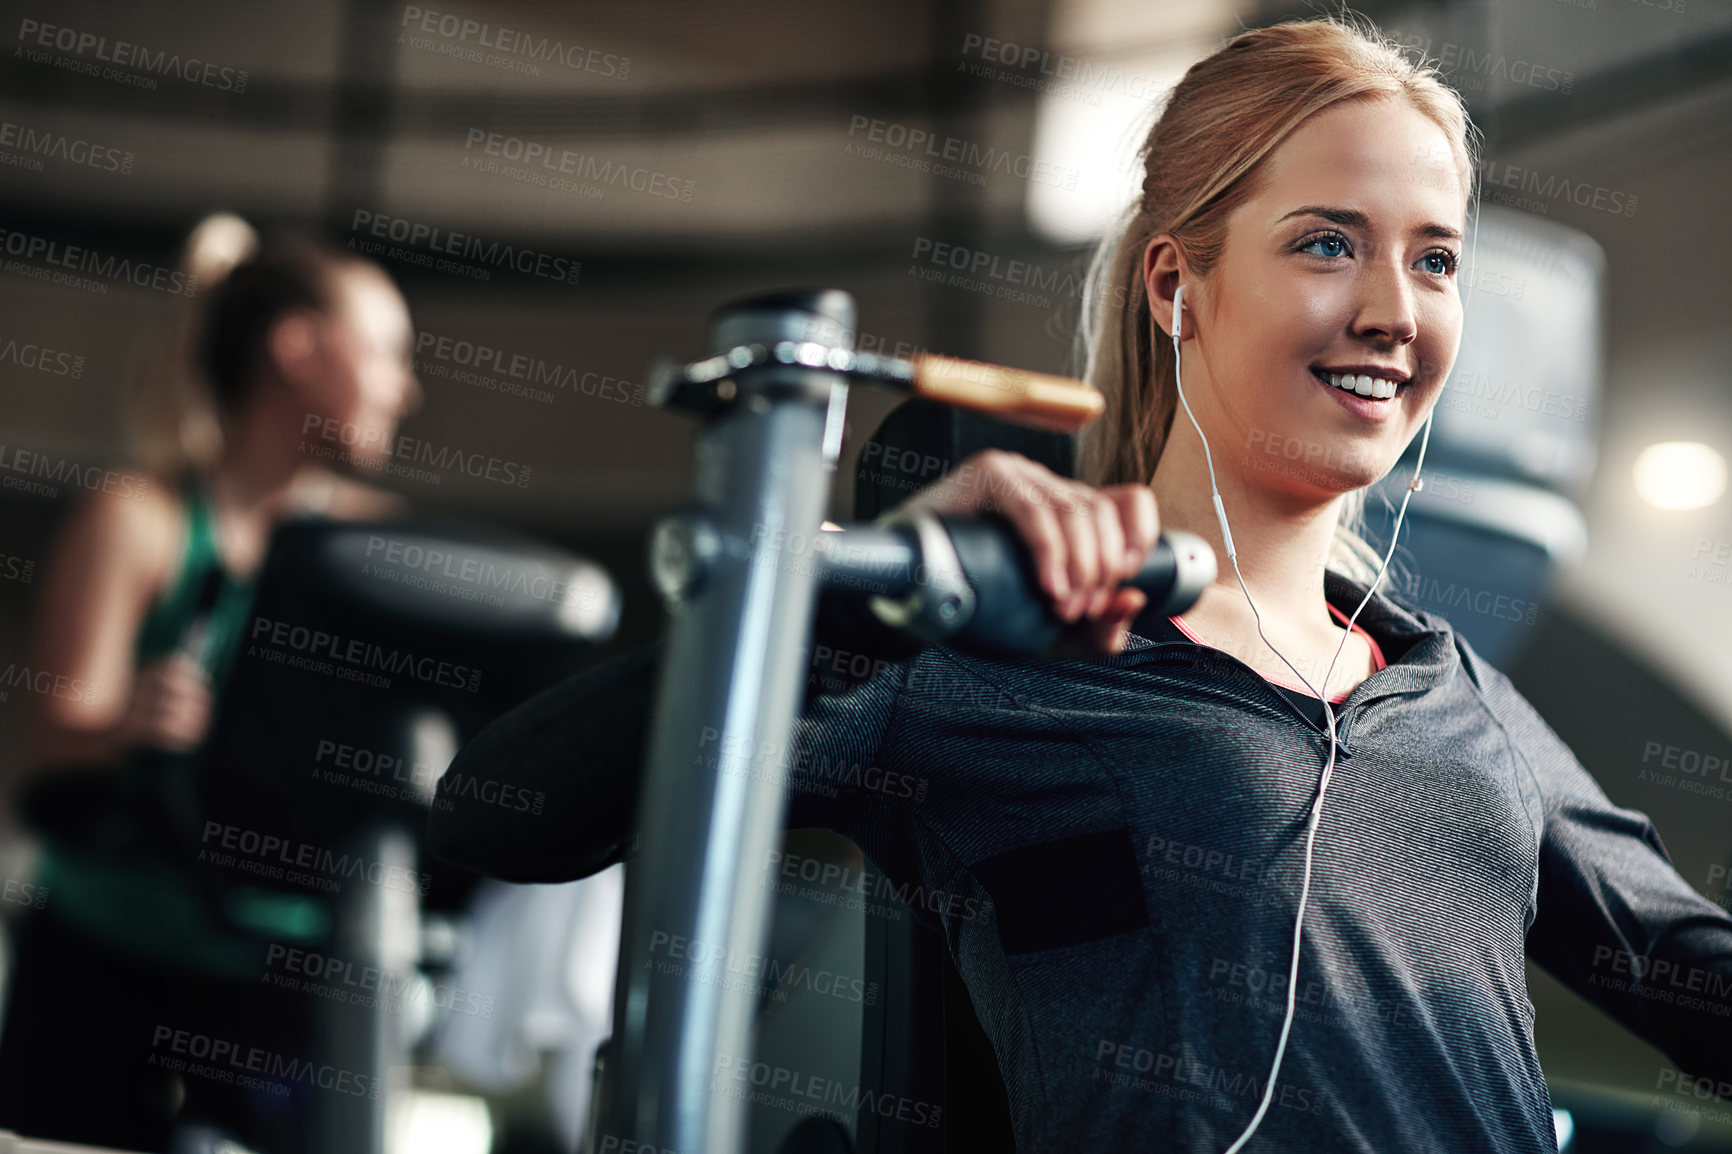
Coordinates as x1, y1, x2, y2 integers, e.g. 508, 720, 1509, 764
1166, 602, 1387, 704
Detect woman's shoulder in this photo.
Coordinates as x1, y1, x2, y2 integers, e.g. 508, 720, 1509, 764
64, 468, 185, 556
43, 468, 188, 606
310, 471, 411, 522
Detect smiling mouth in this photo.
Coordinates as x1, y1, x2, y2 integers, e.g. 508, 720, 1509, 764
1310, 367, 1411, 401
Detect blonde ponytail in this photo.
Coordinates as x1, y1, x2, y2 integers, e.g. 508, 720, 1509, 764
128, 213, 258, 478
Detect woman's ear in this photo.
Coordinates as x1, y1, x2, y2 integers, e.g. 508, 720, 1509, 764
265, 309, 323, 393
1142, 235, 1188, 342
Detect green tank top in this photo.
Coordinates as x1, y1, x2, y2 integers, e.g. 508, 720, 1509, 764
37, 474, 332, 978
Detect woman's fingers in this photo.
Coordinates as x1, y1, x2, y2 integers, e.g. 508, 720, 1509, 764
1095, 587, 1148, 654
909, 451, 1079, 608
1103, 483, 1161, 572
892, 450, 1162, 647
1050, 588, 1147, 659
127, 657, 214, 750
1012, 478, 1112, 622
1003, 477, 1073, 608
1083, 493, 1128, 619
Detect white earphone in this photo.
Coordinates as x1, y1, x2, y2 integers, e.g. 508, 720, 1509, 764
1165, 223, 1466, 1149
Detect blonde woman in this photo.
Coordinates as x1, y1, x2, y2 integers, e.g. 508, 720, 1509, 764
434, 14, 1732, 1151
1, 231, 419, 1151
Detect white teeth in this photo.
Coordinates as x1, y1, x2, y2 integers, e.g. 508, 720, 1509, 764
1323, 371, 1403, 400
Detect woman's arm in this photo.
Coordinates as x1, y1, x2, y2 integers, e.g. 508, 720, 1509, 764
1468, 646, 1732, 1087
425, 595, 916, 884
426, 449, 1156, 881
22, 477, 191, 777
321, 471, 412, 521
427, 637, 664, 883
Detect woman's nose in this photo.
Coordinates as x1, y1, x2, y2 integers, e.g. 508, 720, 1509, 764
399, 367, 425, 418
1353, 259, 1419, 346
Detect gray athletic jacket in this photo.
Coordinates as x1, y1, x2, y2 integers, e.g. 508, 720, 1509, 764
429, 571, 1732, 1152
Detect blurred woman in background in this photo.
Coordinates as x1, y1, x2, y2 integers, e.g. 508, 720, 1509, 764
0, 218, 421, 1152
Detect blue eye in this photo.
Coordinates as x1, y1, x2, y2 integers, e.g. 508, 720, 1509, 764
1422, 249, 1460, 276
1298, 230, 1350, 259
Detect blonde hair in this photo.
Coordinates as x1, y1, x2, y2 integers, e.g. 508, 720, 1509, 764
1074, 11, 1480, 583
130, 213, 259, 477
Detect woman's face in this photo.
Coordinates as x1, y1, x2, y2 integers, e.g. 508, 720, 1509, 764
296, 266, 421, 465
1180, 97, 1467, 497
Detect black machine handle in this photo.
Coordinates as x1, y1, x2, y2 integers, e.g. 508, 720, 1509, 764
810, 514, 1215, 658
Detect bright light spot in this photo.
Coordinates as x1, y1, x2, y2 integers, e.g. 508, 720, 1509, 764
1552, 1107, 1574, 1151
1633, 441, 1726, 510
1023, 42, 1222, 245
1653, 1106, 1699, 1147
556, 565, 616, 637
393, 1090, 492, 1154
1026, 87, 1160, 245
1020, 1, 1240, 244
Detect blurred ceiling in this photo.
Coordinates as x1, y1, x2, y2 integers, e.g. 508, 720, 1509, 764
0, 0, 1723, 252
